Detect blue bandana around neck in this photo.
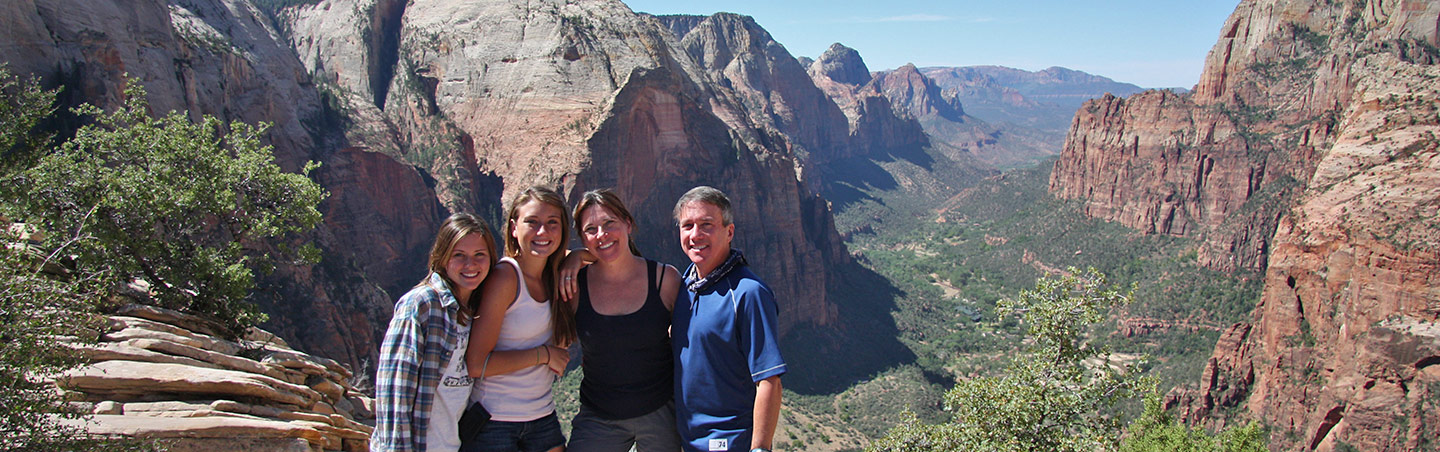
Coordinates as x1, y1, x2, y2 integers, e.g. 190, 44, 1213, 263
685, 249, 748, 293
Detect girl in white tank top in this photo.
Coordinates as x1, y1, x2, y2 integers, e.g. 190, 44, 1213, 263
472, 257, 556, 420
464, 187, 578, 452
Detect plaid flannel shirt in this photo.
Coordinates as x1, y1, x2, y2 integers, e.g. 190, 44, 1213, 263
371, 273, 466, 452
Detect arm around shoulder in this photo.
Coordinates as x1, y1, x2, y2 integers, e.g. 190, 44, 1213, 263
660, 263, 683, 312
466, 262, 516, 377
466, 261, 563, 377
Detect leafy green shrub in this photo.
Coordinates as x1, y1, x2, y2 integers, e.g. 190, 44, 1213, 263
870, 268, 1150, 452
3, 78, 327, 336
0, 232, 93, 448
1119, 394, 1267, 452
0, 64, 57, 177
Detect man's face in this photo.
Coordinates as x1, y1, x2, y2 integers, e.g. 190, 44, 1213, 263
676, 201, 734, 275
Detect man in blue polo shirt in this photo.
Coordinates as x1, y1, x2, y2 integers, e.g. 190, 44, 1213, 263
671, 186, 786, 452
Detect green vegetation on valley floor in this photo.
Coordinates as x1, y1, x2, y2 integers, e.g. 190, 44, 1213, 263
761, 155, 1264, 449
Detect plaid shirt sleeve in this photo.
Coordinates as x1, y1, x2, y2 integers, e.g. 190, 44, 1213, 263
370, 287, 433, 452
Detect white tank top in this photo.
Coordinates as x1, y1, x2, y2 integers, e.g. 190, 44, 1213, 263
472, 257, 556, 421
425, 313, 471, 451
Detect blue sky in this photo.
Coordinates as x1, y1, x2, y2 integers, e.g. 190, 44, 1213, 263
622, 0, 1241, 88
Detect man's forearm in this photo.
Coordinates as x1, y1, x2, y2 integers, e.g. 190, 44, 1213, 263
751, 376, 782, 450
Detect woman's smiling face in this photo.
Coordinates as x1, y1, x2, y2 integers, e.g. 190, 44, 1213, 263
445, 232, 490, 300
511, 199, 566, 259
579, 204, 632, 263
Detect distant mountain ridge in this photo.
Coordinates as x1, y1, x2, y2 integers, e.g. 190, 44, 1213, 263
919, 65, 1146, 132
822, 58, 1143, 169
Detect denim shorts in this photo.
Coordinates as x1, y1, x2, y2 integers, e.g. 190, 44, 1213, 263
459, 411, 565, 452
568, 401, 682, 452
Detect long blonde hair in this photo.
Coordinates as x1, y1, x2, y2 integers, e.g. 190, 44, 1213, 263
503, 186, 577, 346
420, 213, 497, 324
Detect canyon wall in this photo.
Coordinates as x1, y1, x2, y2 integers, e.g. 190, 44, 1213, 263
283, 0, 851, 332
1048, 0, 1440, 449
1, 0, 868, 370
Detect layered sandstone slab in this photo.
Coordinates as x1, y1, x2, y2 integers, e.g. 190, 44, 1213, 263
59, 305, 375, 452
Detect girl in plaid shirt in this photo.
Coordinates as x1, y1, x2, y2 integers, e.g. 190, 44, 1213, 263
372, 213, 497, 451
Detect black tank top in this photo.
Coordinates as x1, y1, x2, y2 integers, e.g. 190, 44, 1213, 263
576, 259, 674, 419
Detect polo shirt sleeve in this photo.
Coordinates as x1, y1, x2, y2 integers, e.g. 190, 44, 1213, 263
738, 281, 787, 383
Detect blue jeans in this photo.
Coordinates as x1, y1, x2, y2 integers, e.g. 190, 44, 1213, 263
460, 411, 565, 452
568, 401, 682, 452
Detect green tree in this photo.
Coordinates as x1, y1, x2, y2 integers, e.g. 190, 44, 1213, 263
870, 267, 1150, 452
0, 69, 160, 451
4, 78, 327, 336
0, 63, 57, 177
1119, 394, 1267, 452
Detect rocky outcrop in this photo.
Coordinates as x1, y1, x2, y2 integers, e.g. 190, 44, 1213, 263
871, 64, 1051, 169
1051, 0, 1440, 449
1226, 50, 1440, 451
805, 43, 928, 157
1048, 0, 1350, 272
1048, 88, 1302, 272
874, 64, 966, 123
658, 13, 853, 190
60, 304, 374, 452
800, 43, 993, 221
810, 43, 872, 86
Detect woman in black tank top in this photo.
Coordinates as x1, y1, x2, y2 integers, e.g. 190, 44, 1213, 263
564, 189, 683, 452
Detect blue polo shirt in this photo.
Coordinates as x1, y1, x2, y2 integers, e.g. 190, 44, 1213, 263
673, 263, 787, 452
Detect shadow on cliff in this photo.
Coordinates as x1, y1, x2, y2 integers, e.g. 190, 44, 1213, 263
781, 259, 915, 395
821, 142, 936, 212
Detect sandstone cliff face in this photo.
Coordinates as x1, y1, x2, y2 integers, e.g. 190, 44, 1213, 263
2, 0, 865, 372
871, 64, 1054, 169
806, 43, 929, 158
1049, 88, 1299, 272
1226, 51, 1440, 451
874, 64, 966, 122
1049, 0, 1440, 449
278, 0, 851, 333
658, 13, 853, 191
1048, 0, 1355, 272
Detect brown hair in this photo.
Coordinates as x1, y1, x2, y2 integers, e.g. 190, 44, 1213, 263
572, 188, 642, 257
503, 186, 577, 346
420, 212, 497, 325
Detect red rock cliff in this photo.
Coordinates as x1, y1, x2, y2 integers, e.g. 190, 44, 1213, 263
1050, 0, 1440, 449
1, 0, 868, 366
283, 0, 851, 335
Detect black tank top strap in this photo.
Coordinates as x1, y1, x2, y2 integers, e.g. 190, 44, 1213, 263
576, 266, 594, 315
645, 258, 657, 295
